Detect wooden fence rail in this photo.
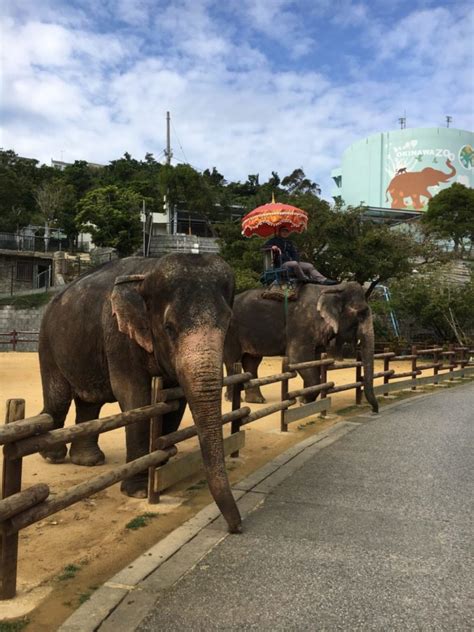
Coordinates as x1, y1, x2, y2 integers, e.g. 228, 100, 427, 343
1, 344, 473, 599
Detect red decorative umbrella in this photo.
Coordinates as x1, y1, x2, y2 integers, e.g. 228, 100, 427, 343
241, 196, 308, 238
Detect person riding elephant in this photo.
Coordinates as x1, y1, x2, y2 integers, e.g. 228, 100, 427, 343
224, 281, 378, 412
264, 227, 338, 285
39, 253, 242, 534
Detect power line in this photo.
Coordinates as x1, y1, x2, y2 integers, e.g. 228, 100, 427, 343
170, 119, 189, 164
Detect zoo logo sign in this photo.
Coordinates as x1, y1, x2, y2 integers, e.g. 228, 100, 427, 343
459, 145, 473, 170
395, 147, 455, 161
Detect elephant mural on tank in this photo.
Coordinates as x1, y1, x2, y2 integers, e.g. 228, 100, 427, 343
224, 282, 378, 413
385, 158, 456, 209
39, 253, 243, 533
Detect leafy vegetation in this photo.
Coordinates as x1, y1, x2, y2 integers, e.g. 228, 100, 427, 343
0, 619, 29, 632
125, 512, 158, 530
57, 563, 81, 581
422, 183, 474, 256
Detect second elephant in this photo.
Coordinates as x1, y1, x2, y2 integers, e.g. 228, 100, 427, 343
224, 282, 378, 412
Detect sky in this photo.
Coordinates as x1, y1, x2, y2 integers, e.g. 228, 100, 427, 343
1, 0, 473, 199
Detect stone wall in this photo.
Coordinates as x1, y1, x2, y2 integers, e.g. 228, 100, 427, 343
0, 304, 48, 351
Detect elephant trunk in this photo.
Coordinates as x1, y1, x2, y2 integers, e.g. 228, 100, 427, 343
444, 159, 456, 180
358, 312, 379, 413
176, 328, 242, 534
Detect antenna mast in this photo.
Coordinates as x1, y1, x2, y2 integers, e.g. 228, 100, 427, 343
446, 115, 452, 128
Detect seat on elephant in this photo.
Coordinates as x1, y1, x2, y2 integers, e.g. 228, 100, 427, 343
260, 247, 301, 301
260, 247, 296, 286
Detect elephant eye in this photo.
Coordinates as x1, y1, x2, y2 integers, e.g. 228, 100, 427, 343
164, 321, 177, 340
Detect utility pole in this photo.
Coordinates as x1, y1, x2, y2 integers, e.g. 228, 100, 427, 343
446, 115, 452, 128
163, 111, 173, 234
164, 111, 173, 165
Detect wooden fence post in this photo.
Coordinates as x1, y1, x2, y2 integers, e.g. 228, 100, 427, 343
433, 348, 440, 384
148, 377, 164, 504
383, 347, 390, 397
411, 344, 418, 391
319, 353, 328, 418
230, 362, 243, 457
280, 357, 290, 432
355, 350, 362, 405
1, 399, 25, 600
12, 330, 18, 353
448, 343, 455, 380
458, 347, 466, 377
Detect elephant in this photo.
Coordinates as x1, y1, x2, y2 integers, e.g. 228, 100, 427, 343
224, 282, 378, 413
385, 159, 456, 209
39, 253, 242, 533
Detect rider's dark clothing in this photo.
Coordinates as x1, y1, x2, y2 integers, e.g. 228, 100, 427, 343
264, 236, 299, 265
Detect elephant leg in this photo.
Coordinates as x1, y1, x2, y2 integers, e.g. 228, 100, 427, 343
69, 399, 105, 466
411, 194, 424, 210
242, 354, 265, 403
223, 328, 242, 402
298, 365, 321, 404
39, 360, 71, 464
114, 378, 187, 499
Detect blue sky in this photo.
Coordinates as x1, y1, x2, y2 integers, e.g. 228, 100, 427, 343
1, 0, 473, 198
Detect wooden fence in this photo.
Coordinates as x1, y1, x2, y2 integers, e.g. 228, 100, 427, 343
1, 344, 473, 599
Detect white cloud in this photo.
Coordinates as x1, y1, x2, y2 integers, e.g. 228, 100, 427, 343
1, 1, 472, 199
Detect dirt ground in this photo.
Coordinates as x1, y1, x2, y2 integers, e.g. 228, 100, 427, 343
0, 352, 439, 629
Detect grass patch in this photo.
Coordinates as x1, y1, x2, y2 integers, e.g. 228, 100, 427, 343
297, 419, 316, 430
78, 592, 92, 605
57, 564, 81, 581
0, 619, 29, 632
125, 512, 158, 530
0, 292, 53, 309
187, 479, 207, 491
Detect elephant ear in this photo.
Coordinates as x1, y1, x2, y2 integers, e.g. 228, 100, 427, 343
110, 275, 153, 354
316, 290, 343, 335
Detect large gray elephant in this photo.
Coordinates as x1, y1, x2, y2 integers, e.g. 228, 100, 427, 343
224, 282, 378, 412
39, 253, 242, 533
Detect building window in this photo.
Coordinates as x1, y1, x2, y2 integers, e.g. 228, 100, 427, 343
16, 261, 34, 282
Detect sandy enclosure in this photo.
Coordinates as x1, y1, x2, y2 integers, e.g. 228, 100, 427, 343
1, 352, 429, 628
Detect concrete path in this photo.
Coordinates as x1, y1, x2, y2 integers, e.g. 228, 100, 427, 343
60, 382, 473, 631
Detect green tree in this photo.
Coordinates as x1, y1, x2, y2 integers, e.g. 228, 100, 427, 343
310, 207, 443, 295
422, 183, 474, 256
76, 186, 144, 256
35, 179, 75, 249
389, 275, 474, 344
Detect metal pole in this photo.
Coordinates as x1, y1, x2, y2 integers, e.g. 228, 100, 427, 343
165, 111, 172, 165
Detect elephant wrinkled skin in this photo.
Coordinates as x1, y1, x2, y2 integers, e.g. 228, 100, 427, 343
224, 282, 378, 412
39, 253, 242, 533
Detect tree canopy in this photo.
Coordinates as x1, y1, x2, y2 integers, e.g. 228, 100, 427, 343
422, 183, 474, 256
76, 186, 144, 256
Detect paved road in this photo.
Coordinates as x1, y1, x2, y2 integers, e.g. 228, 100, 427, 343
135, 383, 473, 631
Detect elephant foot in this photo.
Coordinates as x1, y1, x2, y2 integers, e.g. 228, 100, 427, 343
121, 477, 148, 499
40, 444, 68, 464
244, 392, 266, 404
69, 444, 105, 466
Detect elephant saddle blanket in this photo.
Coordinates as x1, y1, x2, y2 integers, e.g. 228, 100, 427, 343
261, 282, 300, 302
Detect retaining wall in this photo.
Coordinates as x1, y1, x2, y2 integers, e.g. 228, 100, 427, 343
0, 305, 47, 351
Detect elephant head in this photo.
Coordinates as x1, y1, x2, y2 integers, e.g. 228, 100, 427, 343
111, 254, 241, 533
316, 282, 378, 412
420, 159, 456, 185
